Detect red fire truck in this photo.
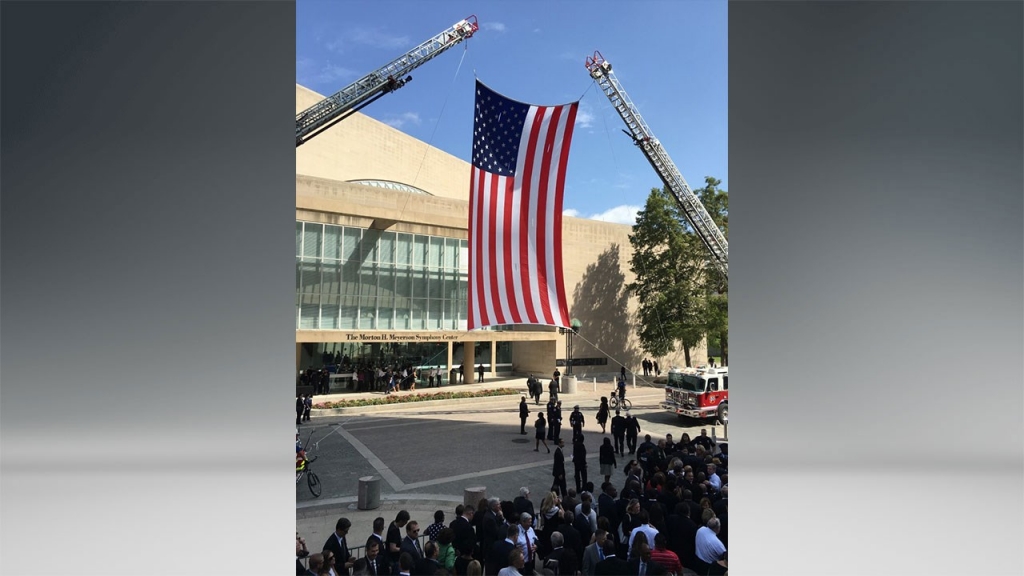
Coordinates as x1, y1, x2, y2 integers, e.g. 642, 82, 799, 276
661, 366, 728, 423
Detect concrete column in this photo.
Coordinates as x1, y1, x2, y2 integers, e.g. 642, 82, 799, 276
463, 341, 475, 384
358, 476, 381, 510
464, 486, 486, 509
490, 341, 497, 378
446, 342, 453, 386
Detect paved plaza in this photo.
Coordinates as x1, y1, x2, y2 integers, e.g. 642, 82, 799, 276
296, 376, 729, 555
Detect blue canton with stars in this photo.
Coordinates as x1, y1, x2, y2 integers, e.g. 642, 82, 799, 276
472, 81, 530, 176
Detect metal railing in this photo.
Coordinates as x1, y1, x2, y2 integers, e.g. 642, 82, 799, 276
299, 532, 433, 574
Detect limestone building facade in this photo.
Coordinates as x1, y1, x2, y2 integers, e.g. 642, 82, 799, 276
295, 84, 703, 385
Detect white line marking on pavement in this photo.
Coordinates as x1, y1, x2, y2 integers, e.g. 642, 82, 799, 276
344, 421, 431, 432
296, 492, 465, 510
333, 424, 406, 491
400, 452, 601, 491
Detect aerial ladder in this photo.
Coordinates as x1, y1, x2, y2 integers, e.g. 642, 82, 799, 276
296, 16, 479, 147
585, 51, 728, 279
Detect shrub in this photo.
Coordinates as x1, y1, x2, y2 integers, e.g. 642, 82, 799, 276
313, 388, 520, 409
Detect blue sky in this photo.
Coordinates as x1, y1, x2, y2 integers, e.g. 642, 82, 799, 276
297, 1, 727, 226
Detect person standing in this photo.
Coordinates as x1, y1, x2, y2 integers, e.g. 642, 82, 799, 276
596, 398, 609, 434
546, 399, 557, 442
519, 396, 530, 435
551, 438, 567, 497
552, 401, 564, 443
478, 364, 485, 382
534, 413, 550, 453
610, 410, 626, 456
599, 437, 617, 484
625, 413, 641, 455
572, 437, 588, 494
569, 405, 585, 443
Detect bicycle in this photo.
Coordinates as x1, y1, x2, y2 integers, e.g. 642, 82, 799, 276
296, 430, 322, 498
609, 391, 632, 411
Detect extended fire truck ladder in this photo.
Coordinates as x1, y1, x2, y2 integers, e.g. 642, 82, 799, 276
295, 16, 479, 147
585, 51, 728, 279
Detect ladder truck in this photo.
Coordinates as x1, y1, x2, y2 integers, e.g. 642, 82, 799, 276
585, 51, 728, 279
296, 16, 479, 147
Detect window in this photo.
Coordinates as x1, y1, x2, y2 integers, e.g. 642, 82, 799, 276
296, 221, 469, 331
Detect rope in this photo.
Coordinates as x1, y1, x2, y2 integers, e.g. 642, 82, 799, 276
396, 43, 471, 221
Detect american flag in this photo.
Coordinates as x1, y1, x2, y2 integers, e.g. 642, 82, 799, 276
467, 80, 578, 330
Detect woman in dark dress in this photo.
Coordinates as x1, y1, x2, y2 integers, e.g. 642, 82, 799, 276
596, 397, 610, 433
534, 413, 550, 453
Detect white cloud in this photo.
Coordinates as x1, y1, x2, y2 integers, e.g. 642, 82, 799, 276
381, 112, 421, 129
482, 22, 507, 32
575, 108, 595, 129
534, 28, 541, 33
563, 205, 642, 226
297, 58, 356, 87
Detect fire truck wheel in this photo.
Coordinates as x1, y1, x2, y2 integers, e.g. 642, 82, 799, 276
716, 403, 728, 424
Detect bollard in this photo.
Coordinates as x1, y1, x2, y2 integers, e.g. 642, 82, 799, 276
464, 486, 487, 509
593, 378, 597, 392
632, 374, 636, 388
563, 375, 577, 394
358, 476, 381, 510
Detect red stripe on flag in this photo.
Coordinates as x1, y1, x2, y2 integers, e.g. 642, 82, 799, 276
534, 105, 563, 325
518, 107, 547, 324
473, 167, 488, 329
524, 106, 548, 323
467, 167, 477, 329
552, 103, 579, 325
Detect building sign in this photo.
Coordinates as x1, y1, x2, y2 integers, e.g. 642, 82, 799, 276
344, 332, 462, 343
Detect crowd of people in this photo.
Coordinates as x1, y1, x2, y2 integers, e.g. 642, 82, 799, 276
297, 424, 728, 576
298, 359, 490, 399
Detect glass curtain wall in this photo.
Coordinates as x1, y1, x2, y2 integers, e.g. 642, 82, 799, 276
296, 221, 469, 330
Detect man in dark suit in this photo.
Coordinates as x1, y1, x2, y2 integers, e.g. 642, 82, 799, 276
513, 487, 536, 524
555, 503, 584, 561
322, 517, 356, 574
542, 531, 578, 576
712, 485, 729, 518
414, 541, 442, 576
610, 410, 627, 456
479, 498, 501, 561
400, 521, 424, 564
626, 542, 666, 575
487, 524, 520, 575
598, 483, 619, 535
667, 502, 699, 569
353, 538, 390, 576
594, 539, 627, 576
451, 506, 476, 556
552, 438, 567, 497
581, 529, 608, 576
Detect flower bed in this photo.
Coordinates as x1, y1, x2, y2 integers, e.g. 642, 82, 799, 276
313, 388, 521, 409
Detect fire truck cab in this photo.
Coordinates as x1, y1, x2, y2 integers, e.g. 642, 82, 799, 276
661, 366, 728, 423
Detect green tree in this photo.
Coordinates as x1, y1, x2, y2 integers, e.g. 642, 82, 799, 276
695, 177, 728, 365
627, 177, 728, 366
